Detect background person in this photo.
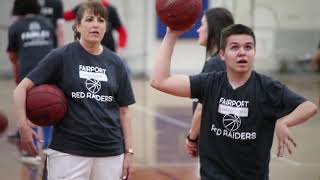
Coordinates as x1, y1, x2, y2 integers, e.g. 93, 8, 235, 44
38, 0, 65, 47
7, 0, 65, 148
7, 0, 56, 164
310, 40, 320, 71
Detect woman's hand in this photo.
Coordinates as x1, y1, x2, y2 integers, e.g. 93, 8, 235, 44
18, 120, 42, 156
122, 153, 134, 179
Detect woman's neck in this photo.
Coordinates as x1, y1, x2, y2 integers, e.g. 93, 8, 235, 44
79, 39, 103, 55
206, 46, 218, 61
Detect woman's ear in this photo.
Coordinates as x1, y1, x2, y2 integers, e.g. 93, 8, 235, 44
75, 23, 80, 32
219, 49, 225, 61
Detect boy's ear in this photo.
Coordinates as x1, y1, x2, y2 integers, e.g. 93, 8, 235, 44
219, 49, 225, 61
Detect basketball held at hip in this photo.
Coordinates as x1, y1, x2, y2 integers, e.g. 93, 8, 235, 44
26, 84, 67, 126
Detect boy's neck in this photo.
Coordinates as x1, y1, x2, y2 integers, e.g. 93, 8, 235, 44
227, 70, 252, 89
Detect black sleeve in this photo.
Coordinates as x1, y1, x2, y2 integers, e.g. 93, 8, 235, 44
278, 85, 306, 118
27, 48, 63, 85
7, 25, 18, 52
202, 60, 226, 73
53, 0, 64, 22
108, 6, 122, 29
115, 60, 135, 106
189, 73, 209, 102
264, 80, 306, 119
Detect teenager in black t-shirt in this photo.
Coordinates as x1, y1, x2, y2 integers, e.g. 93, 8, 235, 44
151, 24, 317, 180
186, 7, 234, 157
14, 2, 135, 180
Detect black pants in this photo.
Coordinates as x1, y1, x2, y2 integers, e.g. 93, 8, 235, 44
200, 158, 233, 180
200, 157, 269, 180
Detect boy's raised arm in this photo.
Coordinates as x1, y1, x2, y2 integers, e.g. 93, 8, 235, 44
150, 28, 191, 97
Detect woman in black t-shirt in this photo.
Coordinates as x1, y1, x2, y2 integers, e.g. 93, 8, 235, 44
64, 0, 127, 54
14, 2, 135, 180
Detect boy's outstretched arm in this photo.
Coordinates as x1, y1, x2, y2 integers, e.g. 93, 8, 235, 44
276, 101, 318, 157
279, 101, 317, 127
150, 28, 191, 97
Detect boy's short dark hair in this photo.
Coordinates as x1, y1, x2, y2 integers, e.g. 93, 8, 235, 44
11, 0, 40, 16
220, 24, 256, 50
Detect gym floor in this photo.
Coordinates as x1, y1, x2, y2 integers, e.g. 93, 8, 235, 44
1, 73, 320, 180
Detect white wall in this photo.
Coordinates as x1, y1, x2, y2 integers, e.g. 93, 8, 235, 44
111, 0, 205, 76
1, 0, 320, 77
115, 0, 320, 75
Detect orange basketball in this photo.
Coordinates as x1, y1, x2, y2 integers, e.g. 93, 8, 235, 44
26, 84, 67, 126
156, 0, 202, 30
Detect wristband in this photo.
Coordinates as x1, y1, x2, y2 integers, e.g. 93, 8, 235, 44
187, 133, 198, 143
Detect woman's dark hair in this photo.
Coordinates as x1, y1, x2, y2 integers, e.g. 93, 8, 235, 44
72, 1, 108, 40
205, 8, 234, 58
11, 0, 40, 16
220, 24, 256, 51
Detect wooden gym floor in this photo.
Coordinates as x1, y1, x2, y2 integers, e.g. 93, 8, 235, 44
1, 74, 320, 180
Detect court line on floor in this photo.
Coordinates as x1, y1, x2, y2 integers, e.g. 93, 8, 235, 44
133, 104, 190, 129
271, 154, 320, 167
134, 104, 320, 168
151, 168, 181, 180
150, 162, 199, 167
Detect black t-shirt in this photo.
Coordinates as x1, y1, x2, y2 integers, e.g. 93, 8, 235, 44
190, 71, 305, 180
39, 0, 64, 28
7, 15, 56, 80
73, 4, 122, 51
201, 53, 226, 74
27, 41, 135, 157
192, 53, 226, 112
